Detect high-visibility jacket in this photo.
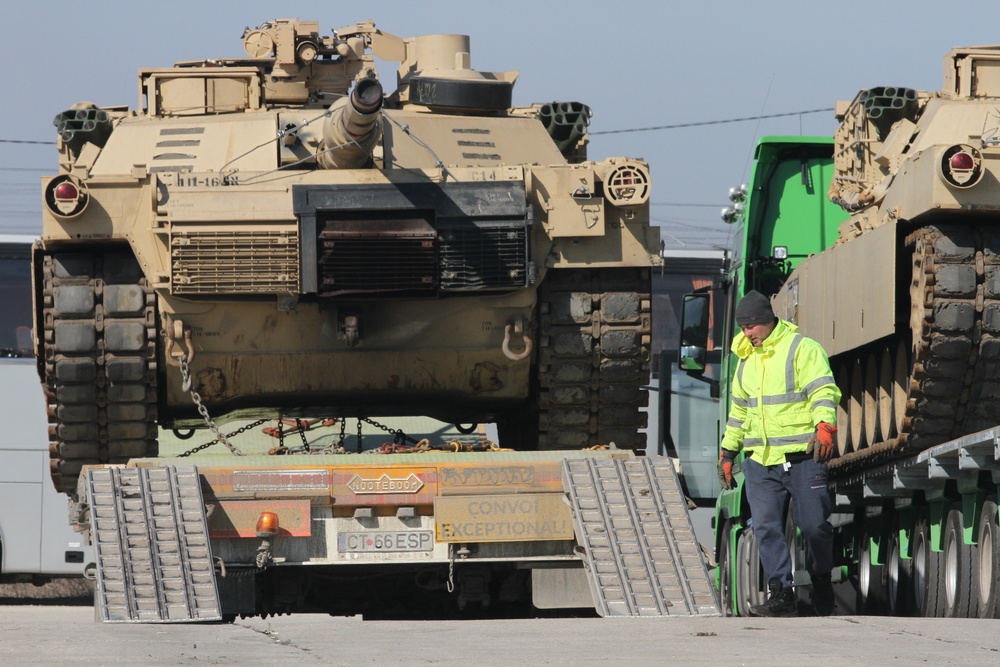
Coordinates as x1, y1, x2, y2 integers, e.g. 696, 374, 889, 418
721, 319, 840, 466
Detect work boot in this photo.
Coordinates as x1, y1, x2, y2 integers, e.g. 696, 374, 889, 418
749, 579, 797, 617
810, 574, 835, 616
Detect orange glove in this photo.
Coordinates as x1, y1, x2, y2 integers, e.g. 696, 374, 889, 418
718, 449, 737, 490
807, 422, 837, 463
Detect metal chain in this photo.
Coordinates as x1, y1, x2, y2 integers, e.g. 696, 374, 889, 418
357, 418, 363, 453
177, 418, 268, 457
297, 419, 310, 452
178, 355, 244, 455
447, 545, 455, 593
361, 417, 418, 445
337, 418, 347, 448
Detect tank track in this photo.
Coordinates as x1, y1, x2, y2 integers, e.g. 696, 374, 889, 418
831, 223, 1000, 472
534, 267, 651, 451
41, 251, 158, 496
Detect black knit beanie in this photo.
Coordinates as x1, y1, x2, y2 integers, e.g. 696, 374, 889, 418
735, 290, 776, 326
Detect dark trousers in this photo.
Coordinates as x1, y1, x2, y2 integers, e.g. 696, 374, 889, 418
741, 456, 833, 589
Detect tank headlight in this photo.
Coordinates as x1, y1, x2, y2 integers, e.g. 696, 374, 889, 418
601, 162, 651, 207
44, 175, 89, 218
940, 144, 984, 188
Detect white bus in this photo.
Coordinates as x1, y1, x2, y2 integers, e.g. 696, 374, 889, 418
0, 235, 94, 583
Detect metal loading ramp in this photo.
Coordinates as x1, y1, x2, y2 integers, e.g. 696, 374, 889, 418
85, 466, 221, 622
562, 457, 721, 617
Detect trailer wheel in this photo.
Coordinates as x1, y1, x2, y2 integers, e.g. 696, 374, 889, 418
717, 519, 736, 616
858, 521, 888, 614
974, 496, 1000, 618
886, 513, 914, 616
735, 525, 765, 616
913, 509, 944, 616
943, 503, 974, 617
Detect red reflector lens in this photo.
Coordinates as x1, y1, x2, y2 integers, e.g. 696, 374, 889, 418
54, 181, 79, 201
255, 511, 280, 537
950, 152, 975, 170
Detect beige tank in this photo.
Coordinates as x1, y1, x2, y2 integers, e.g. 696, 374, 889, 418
35, 19, 661, 494
771, 46, 1000, 464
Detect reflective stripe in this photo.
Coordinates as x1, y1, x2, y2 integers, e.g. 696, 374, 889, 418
733, 396, 749, 408
743, 431, 814, 449
727, 417, 743, 428
736, 358, 747, 393
804, 375, 836, 396
786, 335, 803, 393
748, 391, 807, 408
812, 399, 837, 411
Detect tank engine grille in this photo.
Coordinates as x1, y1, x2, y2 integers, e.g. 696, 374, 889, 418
170, 230, 299, 294
317, 218, 527, 297
438, 223, 527, 291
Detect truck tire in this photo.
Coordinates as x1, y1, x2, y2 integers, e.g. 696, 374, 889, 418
886, 513, 914, 616
735, 526, 765, 616
942, 503, 974, 617
912, 509, 945, 617
858, 520, 888, 614
717, 519, 736, 616
41, 251, 158, 496
974, 496, 1000, 618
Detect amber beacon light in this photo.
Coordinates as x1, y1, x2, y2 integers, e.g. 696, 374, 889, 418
255, 511, 280, 538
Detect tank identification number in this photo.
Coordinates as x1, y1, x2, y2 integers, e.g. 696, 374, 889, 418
172, 174, 240, 188
434, 493, 573, 543
347, 472, 424, 495
338, 530, 434, 553
983, 108, 1000, 147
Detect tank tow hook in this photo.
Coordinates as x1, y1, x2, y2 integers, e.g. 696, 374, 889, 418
501, 315, 532, 362
163, 316, 195, 369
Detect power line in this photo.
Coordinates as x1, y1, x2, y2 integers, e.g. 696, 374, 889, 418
0, 139, 55, 145
590, 107, 835, 135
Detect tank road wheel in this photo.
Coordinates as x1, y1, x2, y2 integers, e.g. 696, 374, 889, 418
877, 345, 894, 442
41, 251, 158, 497
891, 339, 909, 439
835, 365, 851, 456
735, 526, 766, 617
849, 357, 866, 450
912, 509, 945, 617
974, 496, 1000, 618
942, 502, 974, 618
717, 519, 736, 616
863, 351, 880, 446
534, 268, 651, 451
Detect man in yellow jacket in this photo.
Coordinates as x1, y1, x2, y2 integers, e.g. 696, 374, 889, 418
718, 290, 841, 616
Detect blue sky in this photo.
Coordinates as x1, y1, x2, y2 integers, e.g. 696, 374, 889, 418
3, 1, 999, 251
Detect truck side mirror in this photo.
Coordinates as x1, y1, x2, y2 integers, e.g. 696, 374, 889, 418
679, 293, 710, 374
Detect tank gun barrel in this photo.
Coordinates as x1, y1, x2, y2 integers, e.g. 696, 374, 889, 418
317, 78, 384, 169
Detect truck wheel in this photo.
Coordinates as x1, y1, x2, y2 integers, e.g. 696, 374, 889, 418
912, 509, 944, 616
717, 519, 736, 616
41, 251, 158, 497
858, 521, 888, 614
974, 496, 1000, 618
886, 513, 914, 616
942, 502, 974, 617
535, 268, 651, 451
735, 526, 765, 616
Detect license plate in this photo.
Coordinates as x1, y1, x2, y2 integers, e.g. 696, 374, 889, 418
338, 530, 434, 553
